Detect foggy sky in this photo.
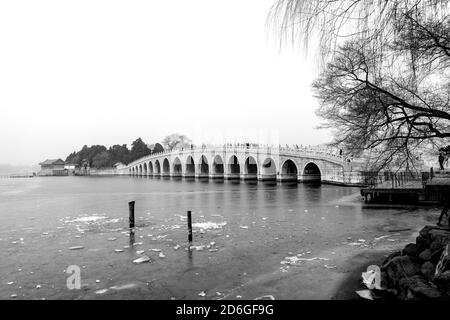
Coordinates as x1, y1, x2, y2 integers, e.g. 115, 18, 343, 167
0, 0, 331, 166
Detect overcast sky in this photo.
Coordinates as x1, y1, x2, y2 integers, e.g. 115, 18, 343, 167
0, 0, 331, 166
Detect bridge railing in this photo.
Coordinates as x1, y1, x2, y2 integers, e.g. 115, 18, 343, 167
364, 171, 428, 189
125, 144, 345, 168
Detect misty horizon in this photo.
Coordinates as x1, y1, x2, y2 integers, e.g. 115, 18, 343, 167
0, 0, 331, 166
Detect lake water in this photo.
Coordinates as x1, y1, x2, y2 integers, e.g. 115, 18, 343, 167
0, 176, 438, 299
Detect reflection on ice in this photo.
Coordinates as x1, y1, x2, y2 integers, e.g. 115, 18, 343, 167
68, 246, 84, 250
281, 255, 330, 265
95, 283, 139, 295
133, 256, 151, 264
64, 215, 107, 223
192, 222, 227, 230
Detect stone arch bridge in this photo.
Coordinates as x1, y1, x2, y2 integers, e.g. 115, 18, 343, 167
119, 145, 354, 184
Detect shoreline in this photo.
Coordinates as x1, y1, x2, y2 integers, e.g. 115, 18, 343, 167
331, 250, 391, 300
336, 224, 450, 300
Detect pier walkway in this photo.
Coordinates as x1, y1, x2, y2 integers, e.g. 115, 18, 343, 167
361, 171, 450, 204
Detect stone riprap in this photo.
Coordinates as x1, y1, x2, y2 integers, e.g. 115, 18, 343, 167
370, 225, 450, 299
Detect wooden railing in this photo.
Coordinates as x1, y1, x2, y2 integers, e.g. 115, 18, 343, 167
364, 171, 430, 189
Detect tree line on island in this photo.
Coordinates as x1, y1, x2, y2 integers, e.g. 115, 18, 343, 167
65, 133, 191, 169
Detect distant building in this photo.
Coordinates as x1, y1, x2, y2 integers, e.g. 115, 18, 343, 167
38, 159, 67, 176
113, 162, 126, 170
64, 163, 77, 175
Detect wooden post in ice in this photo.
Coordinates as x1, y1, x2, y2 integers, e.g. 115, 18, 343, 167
187, 210, 193, 242
129, 201, 135, 228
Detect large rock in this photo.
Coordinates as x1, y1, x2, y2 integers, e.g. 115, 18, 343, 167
421, 261, 436, 280
429, 228, 450, 246
416, 236, 429, 253
380, 271, 389, 289
419, 225, 440, 240
418, 225, 450, 246
381, 251, 401, 269
435, 244, 450, 275
384, 256, 421, 286
434, 270, 450, 293
431, 249, 444, 265
430, 239, 443, 253
403, 243, 418, 257
419, 249, 432, 261
399, 275, 442, 299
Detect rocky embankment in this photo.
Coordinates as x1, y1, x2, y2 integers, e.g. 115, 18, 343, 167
374, 225, 450, 299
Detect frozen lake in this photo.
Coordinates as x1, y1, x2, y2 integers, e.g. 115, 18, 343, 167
0, 176, 438, 299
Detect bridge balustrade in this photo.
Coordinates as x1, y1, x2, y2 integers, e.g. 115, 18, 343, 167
125, 144, 345, 169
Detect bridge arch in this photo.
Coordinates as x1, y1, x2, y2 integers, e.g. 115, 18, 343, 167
185, 155, 195, 177
281, 159, 298, 182
138, 164, 142, 176
244, 156, 258, 180
198, 155, 209, 177
162, 158, 170, 176
143, 162, 148, 176
154, 160, 161, 175
212, 155, 224, 178
303, 162, 321, 183
131, 167, 134, 176
260, 157, 277, 180
148, 161, 153, 175
227, 155, 240, 179
173, 157, 182, 177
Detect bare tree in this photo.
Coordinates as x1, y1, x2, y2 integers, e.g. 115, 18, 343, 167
161, 133, 192, 151
269, 0, 448, 59
270, 0, 450, 170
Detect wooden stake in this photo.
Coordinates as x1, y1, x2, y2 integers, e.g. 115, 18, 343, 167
187, 210, 193, 242
129, 201, 135, 228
